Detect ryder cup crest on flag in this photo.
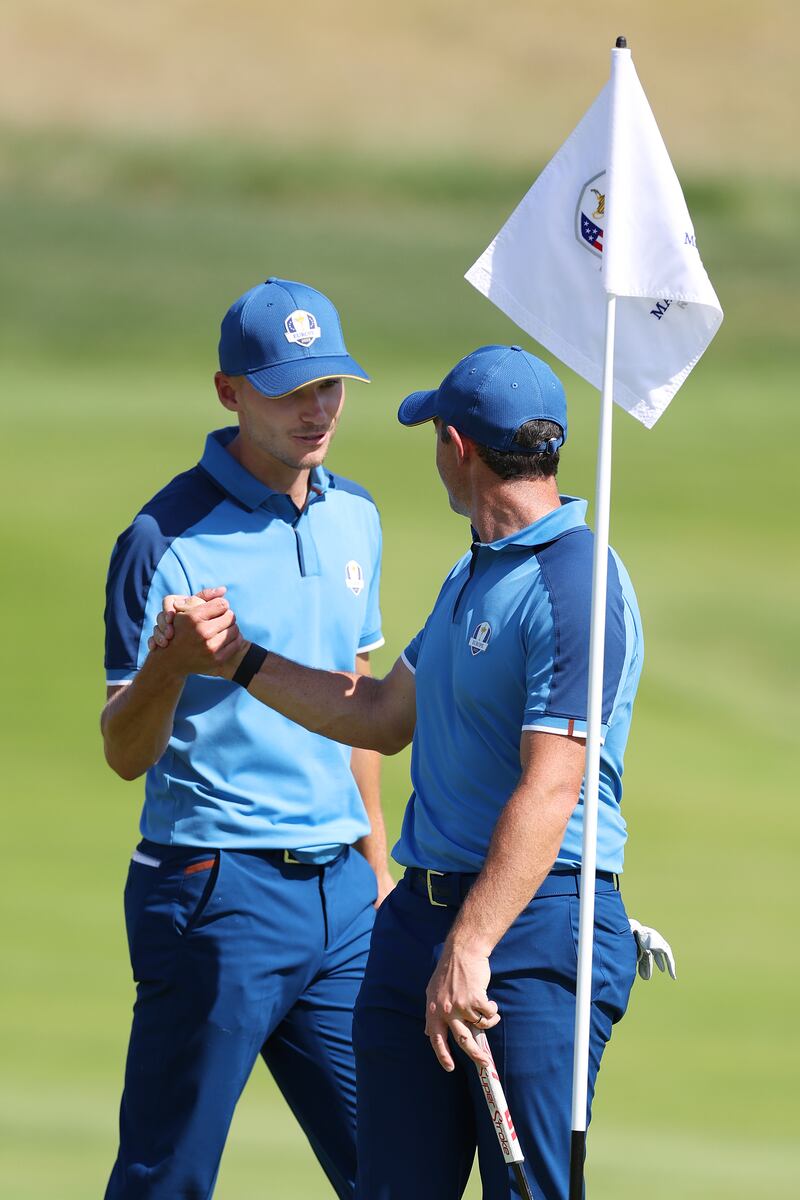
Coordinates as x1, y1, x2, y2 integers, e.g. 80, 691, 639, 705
577, 175, 606, 255
465, 47, 723, 427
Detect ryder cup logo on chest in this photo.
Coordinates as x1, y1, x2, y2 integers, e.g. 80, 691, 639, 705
576, 172, 606, 258
284, 309, 321, 347
345, 560, 365, 596
468, 621, 492, 656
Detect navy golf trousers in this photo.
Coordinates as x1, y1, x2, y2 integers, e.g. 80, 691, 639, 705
353, 869, 636, 1200
105, 840, 376, 1200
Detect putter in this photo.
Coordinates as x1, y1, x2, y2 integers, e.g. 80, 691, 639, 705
471, 1029, 534, 1200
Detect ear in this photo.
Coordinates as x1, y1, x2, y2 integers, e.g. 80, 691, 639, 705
215, 371, 239, 413
446, 425, 472, 465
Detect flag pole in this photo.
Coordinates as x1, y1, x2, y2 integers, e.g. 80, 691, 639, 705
569, 40, 626, 1194
569, 38, 627, 1198
569, 287, 617, 1199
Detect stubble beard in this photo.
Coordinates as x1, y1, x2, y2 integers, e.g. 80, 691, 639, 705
257, 421, 338, 473
448, 492, 470, 518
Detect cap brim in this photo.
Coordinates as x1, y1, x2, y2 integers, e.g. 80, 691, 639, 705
397, 389, 440, 427
246, 354, 370, 398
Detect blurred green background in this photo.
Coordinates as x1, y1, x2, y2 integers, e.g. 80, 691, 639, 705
1, 4, 798, 1198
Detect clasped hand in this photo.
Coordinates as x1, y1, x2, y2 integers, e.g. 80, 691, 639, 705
148, 586, 245, 678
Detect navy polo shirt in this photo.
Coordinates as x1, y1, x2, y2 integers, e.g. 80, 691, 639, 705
104, 427, 384, 852
394, 497, 643, 874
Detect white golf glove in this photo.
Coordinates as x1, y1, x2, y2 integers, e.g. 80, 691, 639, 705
628, 919, 677, 981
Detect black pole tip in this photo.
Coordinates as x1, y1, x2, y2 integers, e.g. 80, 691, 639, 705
569, 1130, 587, 1200
615, 35, 627, 48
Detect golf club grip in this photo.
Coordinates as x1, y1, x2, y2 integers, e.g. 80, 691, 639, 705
471, 1031, 525, 1165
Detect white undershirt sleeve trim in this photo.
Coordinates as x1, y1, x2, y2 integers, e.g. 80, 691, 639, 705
358, 636, 386, 653
522, 722, 586, 739
400, 650, 416, 675
522, 721, 605, 744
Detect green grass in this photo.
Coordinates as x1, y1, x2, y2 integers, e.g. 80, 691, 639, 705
1, 130, 798, 1197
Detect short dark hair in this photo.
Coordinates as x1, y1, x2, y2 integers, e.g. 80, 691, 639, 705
439, 419, 562, 480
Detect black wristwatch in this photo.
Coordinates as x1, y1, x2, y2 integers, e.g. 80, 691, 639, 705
232, 643, 269, 689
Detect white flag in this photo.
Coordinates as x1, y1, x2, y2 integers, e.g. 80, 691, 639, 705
465, 47, 722, 427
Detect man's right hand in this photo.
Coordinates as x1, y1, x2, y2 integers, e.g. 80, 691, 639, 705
148, 587, 245, 678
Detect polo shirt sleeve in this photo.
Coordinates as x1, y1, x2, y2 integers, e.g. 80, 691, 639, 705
520, 545, 627, 740
400, 625, 426, 675
358, 515, 384, 653
104, 516, 191, 685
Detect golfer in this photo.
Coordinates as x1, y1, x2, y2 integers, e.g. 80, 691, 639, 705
152, 344, 643, 1199
101, 278, 393, 1199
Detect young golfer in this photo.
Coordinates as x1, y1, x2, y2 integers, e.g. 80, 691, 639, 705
101, 278, 393, 1199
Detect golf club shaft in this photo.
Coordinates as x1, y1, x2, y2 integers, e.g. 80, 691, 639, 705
513, 1161, 535, 1200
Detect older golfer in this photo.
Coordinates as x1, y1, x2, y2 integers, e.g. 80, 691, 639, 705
151, 344, 644, 1199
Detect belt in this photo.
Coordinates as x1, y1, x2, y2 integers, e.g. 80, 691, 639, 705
269, 848, 345, 867
137, 840, 344, 869
404, 866, 619, 908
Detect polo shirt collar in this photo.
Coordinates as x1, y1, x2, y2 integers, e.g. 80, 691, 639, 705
479, 495, 588, 552
199, 427, 329, 513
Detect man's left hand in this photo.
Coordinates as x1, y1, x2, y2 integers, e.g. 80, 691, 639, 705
424, 943, 499, 1072
373, 869, 396, 909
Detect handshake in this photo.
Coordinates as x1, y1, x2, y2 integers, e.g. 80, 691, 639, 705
147, 586, 248, 680
149, 590, 678, 985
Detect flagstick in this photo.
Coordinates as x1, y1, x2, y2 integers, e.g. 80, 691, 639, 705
568, 291, 617, 1200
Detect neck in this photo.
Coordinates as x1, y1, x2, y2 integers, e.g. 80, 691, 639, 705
469, 477, 561, 543
227, 434, 311, 509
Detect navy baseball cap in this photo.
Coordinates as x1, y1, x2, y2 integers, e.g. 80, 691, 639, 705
218, 277, 370, 397
398, 345, 567, 451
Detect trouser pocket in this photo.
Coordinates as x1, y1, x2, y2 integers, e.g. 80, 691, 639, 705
568, 890, 637, 1018
123, 843, 222, 982
172, 851, 222, 936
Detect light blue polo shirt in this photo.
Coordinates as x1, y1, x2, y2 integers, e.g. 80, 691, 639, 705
104, 427, 384, 852
394, 497, 643, 874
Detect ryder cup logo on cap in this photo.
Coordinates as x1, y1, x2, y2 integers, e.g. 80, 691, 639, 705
284, 310, 321, 347
576, 172, 606, 258
345, 560, 365, 595
397, 344, 567, 453
218, 277, 370, 398
468, 621, 492, 656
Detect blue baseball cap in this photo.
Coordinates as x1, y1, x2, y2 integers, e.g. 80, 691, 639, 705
218, 277, 370, 397
398, 345, 567, 451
